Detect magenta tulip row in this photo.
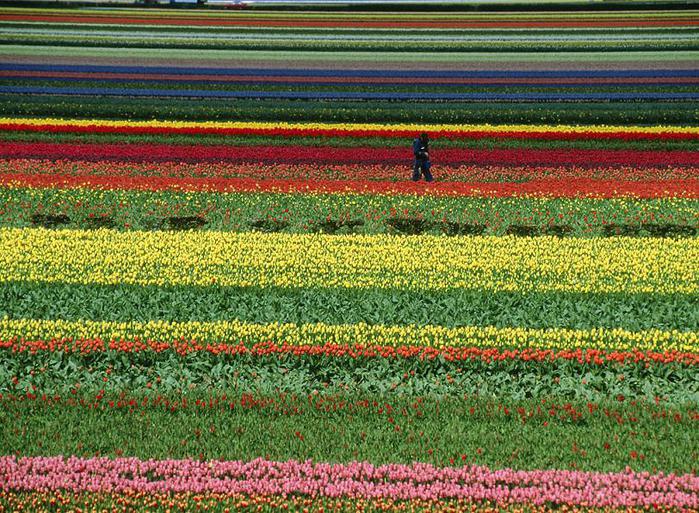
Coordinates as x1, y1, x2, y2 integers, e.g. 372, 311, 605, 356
1, 456, 697, 509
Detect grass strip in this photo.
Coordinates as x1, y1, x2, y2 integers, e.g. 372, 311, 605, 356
0, 393, 696, 473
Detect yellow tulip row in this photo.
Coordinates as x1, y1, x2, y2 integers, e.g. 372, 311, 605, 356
2, 116, 698, 136
1, 228, 697, 295
2, 317, 696, 352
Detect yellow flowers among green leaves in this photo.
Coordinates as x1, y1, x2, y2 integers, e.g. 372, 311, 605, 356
1, 228, 697, 295
1, 317, 696, 352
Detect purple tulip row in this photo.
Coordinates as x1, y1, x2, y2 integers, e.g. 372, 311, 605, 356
1, 456, 697, 509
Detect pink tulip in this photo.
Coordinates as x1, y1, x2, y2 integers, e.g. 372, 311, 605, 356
0, 456, 696, 509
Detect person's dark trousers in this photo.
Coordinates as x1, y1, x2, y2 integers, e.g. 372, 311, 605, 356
412, 159, 433, 182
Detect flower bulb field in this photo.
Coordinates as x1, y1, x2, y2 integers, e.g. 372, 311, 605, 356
0, 4, 698, 512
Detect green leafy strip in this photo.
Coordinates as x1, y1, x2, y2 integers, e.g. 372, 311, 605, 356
4, 189, 698, 237
3, 129, 697, 152
5, 78, 694, 95
2, 349, 697, 403
0, 96, 693, 125
2, 281, 696, 331
1, 393, 696, 473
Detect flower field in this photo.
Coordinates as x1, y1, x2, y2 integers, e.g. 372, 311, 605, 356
0, 5, 698, 513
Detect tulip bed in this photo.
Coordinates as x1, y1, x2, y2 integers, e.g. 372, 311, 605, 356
0, 5, 698, 513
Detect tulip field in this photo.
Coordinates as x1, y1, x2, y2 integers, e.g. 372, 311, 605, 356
0, 5, 698, 513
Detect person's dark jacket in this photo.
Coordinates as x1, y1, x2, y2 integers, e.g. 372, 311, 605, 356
413, 138, 429, 161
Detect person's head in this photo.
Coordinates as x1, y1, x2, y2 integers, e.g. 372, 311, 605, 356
420, 132, 429, 143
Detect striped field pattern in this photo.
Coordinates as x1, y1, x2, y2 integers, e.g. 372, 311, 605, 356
0, 5, 698, 513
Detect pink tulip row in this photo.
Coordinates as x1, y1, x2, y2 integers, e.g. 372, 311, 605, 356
1, 456, 697, 508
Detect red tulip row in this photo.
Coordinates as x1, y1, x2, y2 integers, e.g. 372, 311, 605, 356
3, 172, 696, 198
2, 12, 695, 28
3, 338, 698, 365
2, 142, 697, 168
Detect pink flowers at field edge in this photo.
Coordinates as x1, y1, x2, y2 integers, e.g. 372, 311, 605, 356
0, 456, 697, 509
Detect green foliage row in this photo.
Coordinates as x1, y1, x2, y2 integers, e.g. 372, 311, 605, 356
5, 188, 698, 237
2, 281, 696, 331
3, 129, 697, 151
3, 347, 697, 403
1, 393, 696, 473
5, 78, 693, 95
1, 96, 693, 124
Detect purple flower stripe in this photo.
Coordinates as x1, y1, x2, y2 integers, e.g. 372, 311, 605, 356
9, 76, 697, 88
1, 456, 697, 508
3, 85, 699, 101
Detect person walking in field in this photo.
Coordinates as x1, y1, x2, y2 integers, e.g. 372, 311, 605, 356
412, 132, 434, 182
